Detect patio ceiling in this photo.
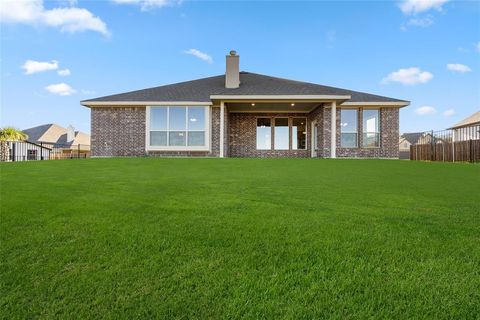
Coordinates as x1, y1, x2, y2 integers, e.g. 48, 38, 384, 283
226, 102, 322, 113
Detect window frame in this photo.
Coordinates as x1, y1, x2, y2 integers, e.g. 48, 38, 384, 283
340, 108, 359, 148
362, 108, 381, 148
146, 106, 210, 151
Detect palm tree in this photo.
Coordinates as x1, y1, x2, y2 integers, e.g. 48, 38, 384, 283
0, 127, 28, 161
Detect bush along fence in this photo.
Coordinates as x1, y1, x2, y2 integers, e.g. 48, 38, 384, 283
0, 141, 91, 162
410, 124, 480, 163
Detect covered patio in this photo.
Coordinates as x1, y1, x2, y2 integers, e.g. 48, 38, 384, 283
215, 97, 349, 158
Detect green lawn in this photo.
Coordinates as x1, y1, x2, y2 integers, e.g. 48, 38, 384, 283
1, 158, 479, 319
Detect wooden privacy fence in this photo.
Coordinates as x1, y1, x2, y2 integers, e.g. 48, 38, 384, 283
410, 125, 480, 163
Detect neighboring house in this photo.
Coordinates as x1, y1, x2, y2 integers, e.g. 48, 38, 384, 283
4, 141, 51, 161
81, 51, 409, 158
398, 132, 424, 159
22, 124, 91, 157
449, 111, 480, 141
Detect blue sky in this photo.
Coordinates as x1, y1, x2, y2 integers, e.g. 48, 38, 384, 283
1, 0, 479, 134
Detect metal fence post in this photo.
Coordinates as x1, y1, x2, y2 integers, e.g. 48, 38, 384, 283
78, 144, 80, 159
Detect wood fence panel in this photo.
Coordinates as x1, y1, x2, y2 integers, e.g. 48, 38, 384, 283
410, 139, 480, 163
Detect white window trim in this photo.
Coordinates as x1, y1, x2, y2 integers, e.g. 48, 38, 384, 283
145, 105, 211, 151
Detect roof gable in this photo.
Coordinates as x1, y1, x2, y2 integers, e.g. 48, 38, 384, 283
450, 111, 480, 129
23, 124, 90, 145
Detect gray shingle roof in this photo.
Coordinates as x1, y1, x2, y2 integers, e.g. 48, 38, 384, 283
82, 72, 408, 103
400, 132, 424, 144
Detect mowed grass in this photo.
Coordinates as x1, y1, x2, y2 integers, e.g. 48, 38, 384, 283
1, 158, 479, 319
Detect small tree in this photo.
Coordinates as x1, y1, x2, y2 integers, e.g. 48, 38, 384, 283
0, 127, 28, 161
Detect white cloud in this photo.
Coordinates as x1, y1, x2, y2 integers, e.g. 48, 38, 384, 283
446, 63, 471, 73
111, 0, 181, 11
21, 59, 58, 74
81, 89, 96, 95
382, 67, 433, 85
415, 106, 437, 115
0, 0, 109, 36
477, 42, 480, 53
407, 16, 434, 27
58, 69, 71, 76
45, 83, 76, 96
443, 109, 455, 117
183, 49, 213, 64
399, 0, 449, 15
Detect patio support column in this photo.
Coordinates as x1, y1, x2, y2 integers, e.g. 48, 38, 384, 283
220, 101, 225, 158
331, 101, 336, 158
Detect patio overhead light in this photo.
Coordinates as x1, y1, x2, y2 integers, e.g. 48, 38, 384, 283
251, 103, 255, 106
291, 103, 295, 107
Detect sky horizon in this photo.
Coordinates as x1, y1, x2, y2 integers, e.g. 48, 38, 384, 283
1, 0, 479, 135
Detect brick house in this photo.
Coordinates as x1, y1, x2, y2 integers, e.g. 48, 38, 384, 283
81, 51, 409, 158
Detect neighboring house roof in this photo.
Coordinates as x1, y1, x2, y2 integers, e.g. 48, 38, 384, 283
82, 71, 408, 104
400, 132, 424, 145
449, 111, 480, 129
23, 124, 90, 147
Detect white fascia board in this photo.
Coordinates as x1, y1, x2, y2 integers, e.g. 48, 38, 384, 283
81, 101, 213, 107
209, 95, 351, 101
340, 101, 410, 107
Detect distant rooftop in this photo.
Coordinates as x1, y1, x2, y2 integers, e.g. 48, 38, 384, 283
450, 111, 480, 129
23, 124, 90, 146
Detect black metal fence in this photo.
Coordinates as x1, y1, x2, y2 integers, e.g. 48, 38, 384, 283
0, 141, 91, 162
410, 124, 480, 163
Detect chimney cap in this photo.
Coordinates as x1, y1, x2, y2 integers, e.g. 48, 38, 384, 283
229, 50, 237, 56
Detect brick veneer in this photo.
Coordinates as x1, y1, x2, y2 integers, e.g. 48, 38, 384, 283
90, 105, 400, 158
91, 106, 221, 157
91, 106, 146, 157
335, 107, 399, 158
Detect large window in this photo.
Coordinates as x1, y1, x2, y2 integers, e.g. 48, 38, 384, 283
256, 118, 271, 150
274, 118, 289, 150
363, 109, 380, 147
256, 117, 307, 150
148, 106, 208, 149
340, 109, 358, 148
292, 118, 306, 150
